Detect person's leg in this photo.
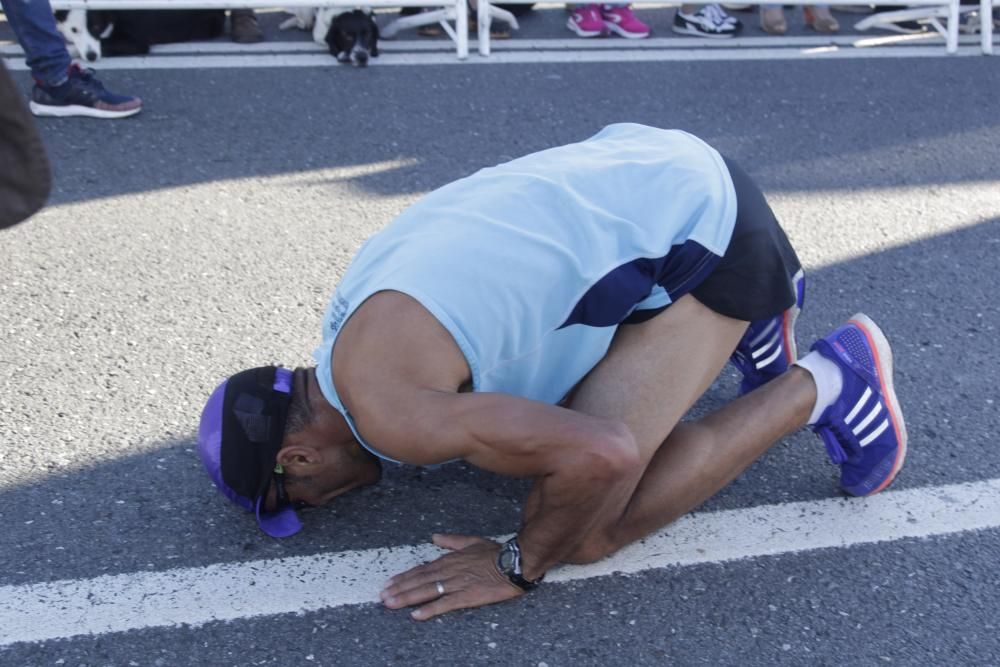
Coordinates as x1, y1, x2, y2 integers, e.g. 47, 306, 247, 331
549, 303, 906, 563
760, 3, 787, 34
803, 4, 839, 32
536, 293, 815, 562
0, 0, 71, 86
230, 8, 264, 43
572, 365, 815, 560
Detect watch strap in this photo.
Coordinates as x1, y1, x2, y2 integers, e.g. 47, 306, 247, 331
496, 537, 544, 591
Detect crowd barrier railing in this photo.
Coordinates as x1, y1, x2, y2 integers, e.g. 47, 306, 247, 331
472, 0, 991, 57
44, 0, 472, 58
39, 0, 997, 59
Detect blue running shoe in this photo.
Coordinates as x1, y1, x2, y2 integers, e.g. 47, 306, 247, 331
731, 268, 805, 394
30, 65, 142, 120
812, 313, 908, 496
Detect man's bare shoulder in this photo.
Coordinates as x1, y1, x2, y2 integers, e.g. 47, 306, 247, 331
335, 290, 472, 395
331, 290, 473, 461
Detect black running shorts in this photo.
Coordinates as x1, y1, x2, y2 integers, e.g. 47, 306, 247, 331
688, 155, 803, 323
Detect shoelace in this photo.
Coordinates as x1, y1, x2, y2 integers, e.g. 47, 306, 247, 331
730, 346, 750, 373
817, 419, 861, 466
700, 4, 731, 26
69, 65, 106, 94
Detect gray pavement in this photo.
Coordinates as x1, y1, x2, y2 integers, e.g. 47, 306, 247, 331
1, 30, 999, 667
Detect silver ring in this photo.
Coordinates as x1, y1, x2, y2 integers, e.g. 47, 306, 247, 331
435, 581, 445, 596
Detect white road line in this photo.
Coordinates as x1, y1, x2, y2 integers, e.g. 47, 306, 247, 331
3, 478, 1000, 646
0, 32, 966, 55
0, 45, 989, 70
1, 35, 995, 68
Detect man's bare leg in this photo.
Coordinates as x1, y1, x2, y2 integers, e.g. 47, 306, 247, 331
547, 293, 816, 562
588, 368, 814, 556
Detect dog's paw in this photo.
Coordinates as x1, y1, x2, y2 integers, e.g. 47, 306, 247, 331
279, 8, 316, 30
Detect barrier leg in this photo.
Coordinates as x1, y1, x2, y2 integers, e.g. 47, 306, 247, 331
946, 0, 959, 51
456, 0, 469, 59
479, 0, 491, 56
982, 0, 993, 54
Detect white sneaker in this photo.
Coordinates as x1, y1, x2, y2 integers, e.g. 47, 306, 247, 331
672, 3, 742, 37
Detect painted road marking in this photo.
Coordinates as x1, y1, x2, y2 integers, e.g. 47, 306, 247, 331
1, 35, 996, 68
3, 478, 1000, 646
0, 32, 963, 55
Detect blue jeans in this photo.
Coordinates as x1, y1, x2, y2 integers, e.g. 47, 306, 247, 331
0, 0, 71, 86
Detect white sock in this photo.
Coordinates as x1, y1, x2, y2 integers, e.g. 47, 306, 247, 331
794, 350, 843, 425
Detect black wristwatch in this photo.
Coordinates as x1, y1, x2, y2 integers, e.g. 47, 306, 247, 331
496, 537, 544, 591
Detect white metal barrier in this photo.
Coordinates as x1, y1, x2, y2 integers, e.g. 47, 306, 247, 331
33, 0, 998, 58
473, 0, 989, 56
979, 0, 993, 53
852, 1, 992, 54
44, 0, 472, 58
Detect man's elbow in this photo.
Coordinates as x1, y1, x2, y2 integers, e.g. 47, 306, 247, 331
578, 421, 642, 480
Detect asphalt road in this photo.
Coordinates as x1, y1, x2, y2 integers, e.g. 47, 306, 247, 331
1, 11, 1000, 665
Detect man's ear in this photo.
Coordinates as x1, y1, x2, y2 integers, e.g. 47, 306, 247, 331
276, 445, 323, 466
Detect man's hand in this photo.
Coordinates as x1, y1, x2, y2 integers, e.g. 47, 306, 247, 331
380, 534, 524, 621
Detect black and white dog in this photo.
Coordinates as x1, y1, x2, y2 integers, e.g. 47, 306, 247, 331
54, 10, 104, 61
325, 9, 379, 66
280, 7, 379, 67
55, 9, 225, 59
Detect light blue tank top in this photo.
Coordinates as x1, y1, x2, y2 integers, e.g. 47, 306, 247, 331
313, 124, 737, 462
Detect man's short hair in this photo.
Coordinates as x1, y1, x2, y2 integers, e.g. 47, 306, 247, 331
283, 370, 314, 437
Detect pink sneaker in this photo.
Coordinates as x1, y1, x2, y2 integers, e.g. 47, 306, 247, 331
567, 4, 607, 37
601, 4, 650, 38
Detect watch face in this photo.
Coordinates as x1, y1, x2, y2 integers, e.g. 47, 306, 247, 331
498, 545, 517, 572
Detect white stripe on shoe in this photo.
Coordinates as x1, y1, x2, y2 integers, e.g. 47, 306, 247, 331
860, 418, 890, 447
749, 319, 778, 348
844, 386, 873, 424
853, 402, 884, 435
756, 343, 784, 369
752, 331, 780, 358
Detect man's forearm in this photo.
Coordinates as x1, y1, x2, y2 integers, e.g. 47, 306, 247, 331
360, 389, 641, 577
514, 425, 640, 580
443, 394, 641, 580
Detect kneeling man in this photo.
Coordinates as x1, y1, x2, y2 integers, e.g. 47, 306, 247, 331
198, 123, 907, 620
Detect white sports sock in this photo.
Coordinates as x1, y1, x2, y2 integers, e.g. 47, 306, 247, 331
794, 350, 843, 425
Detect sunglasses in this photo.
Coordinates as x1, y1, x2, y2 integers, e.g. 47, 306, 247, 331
270, 466, 311, 511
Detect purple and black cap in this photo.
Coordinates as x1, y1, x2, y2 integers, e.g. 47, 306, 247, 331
198, 365, 303, 538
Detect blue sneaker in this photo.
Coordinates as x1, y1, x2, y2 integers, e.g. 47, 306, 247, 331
812, 313, 908, 496
731, 268, 805, 394
30, 65, 142, 119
